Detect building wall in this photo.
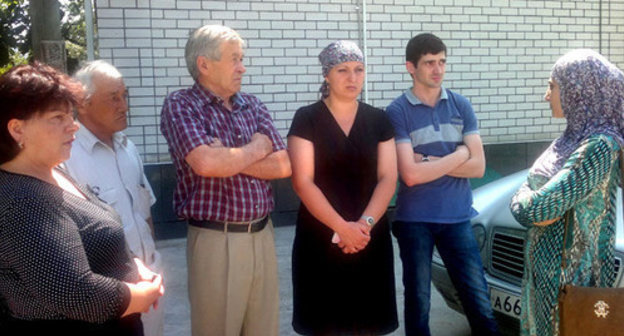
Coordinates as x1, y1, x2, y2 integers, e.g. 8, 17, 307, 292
95, 0, 624, 163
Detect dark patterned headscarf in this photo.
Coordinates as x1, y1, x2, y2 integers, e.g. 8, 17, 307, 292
532, 49, 624, 178
318, 40, 364, 99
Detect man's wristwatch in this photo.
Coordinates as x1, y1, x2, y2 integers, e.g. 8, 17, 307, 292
422, 154, 430, 162
360, 215, 375, 226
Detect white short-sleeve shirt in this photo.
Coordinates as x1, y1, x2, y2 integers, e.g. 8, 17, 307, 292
63, 124, 158, 267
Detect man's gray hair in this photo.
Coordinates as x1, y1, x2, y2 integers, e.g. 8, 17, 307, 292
73, 60, 123, 98
185, 25, 245, 81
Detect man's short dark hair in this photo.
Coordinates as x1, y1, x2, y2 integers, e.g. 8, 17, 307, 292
406, 33, 447, 67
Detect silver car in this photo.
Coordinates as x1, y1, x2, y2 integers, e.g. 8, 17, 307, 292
431, 169, 624, 335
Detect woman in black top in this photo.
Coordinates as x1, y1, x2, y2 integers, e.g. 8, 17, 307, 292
0, 63, 163, 335
288, 41, 399, 334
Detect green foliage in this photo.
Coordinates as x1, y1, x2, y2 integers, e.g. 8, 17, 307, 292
0, 48, 28, 75
0, 0, 31, 69
0, 0, 90, 73
61, 0, 89, 73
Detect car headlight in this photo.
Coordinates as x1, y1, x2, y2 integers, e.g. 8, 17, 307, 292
472, 223, 486, 252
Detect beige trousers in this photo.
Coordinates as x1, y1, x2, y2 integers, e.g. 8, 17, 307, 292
186, 220, 279, 336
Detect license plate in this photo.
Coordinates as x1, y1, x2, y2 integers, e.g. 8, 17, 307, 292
490, 288, 521, 318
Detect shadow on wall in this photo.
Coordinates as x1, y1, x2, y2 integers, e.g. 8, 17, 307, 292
146, 141, 552, 240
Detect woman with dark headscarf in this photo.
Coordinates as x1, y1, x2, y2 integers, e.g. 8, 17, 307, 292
510, 50, 623, 335
288, 41, 399, 334
0, 63, 163, 335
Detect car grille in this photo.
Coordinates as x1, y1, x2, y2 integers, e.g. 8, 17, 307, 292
490, 229, 525, 286
489, 229, 623, 287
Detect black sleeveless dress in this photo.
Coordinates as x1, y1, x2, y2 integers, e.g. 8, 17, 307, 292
288, 101, 398, 335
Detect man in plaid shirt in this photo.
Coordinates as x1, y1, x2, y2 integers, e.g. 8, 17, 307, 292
160, 25, 291, 336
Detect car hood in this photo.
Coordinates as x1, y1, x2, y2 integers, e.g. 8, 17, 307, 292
472, 169, 529, 231
472, 168, 624, 252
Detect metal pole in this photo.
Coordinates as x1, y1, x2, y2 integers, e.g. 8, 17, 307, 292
362, 0, 368, 104
84, 0, 95, 60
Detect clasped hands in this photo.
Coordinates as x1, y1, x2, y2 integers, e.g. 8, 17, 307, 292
133, 258, 165, 312
334, 219, 371, 254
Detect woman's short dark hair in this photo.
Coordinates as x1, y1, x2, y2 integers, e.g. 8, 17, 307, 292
0, 62, 84, 164
406, 33, 447, 67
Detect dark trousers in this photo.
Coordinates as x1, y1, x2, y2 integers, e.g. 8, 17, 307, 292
393, 220, 500, 336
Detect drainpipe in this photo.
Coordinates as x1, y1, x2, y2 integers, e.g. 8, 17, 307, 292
84, 0, 95, 60
598, 0, 602, 54
362, 0, 369, 104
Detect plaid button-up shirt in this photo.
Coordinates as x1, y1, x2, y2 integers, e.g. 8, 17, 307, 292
160, 83, 286, 222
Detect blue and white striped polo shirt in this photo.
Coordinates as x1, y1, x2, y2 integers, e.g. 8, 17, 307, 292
386, 87, 479, 223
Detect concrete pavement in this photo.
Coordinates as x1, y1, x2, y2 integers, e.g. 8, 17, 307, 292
156, 224, 470, 335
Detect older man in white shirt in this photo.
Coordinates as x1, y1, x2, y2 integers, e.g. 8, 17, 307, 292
63, 60, 164, 336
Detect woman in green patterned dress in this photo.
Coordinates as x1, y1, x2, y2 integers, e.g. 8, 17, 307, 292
510, 49, 624, 336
